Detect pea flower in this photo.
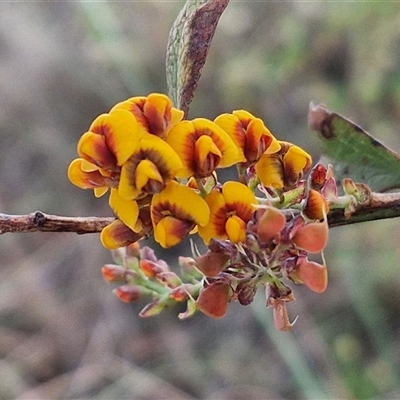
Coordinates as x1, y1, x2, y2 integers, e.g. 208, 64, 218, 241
255, 141, 312, 190
111, 93, 184, 139
214, 110, 280, 165
198, 181, 257, 244
117, 133, 183, 200
166, 118, 241, 178
151, 181, 210, 248
68, 108, 142, 196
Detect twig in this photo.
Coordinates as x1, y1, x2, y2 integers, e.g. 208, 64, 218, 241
328, 191, 400, 227
0, 211, 114, 234
0, 191, 400, 236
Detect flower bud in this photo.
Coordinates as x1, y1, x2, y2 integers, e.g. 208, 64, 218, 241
310, 164, 327, 190
292, 220, 328, 253
194, 250, 230, 277
303, 189, 329, 220
321, 165, 338, 201
196, 282, 232, 319
126, 241, 141, 258
178, 256, 204, 280
102, 264, 127, 282
139, 300, 166, 317
170, 283, 199, 302
295, 260, 328, 293
156, 271, 182, 288
256, 206, 286, 243
342, 177, 359, 196
113, 284, 149, 303
139, 246, 159, 263
139, 259, 168, 278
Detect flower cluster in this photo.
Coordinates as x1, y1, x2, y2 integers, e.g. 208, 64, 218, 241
68, 93, 342, 330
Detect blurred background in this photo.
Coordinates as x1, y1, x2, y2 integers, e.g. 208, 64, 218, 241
1, 1, 400, 399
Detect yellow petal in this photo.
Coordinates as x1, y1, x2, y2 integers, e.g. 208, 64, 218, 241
100, 219, 142, 250
222, 181, 257, 213
135, 159, 164, 192
80, 159, 99, 172
77, 131, 116, 169
192, 118, 240, 168
109, 188, 140, 232
255, 153, 284, 189
283, 143, 312, 178
151, 181, 210, 227
68, 158, 110, 189
143, 93, 179, 138
197, 190, 227, 244
118, 134, 183, 200
170, 108, 185, 128
139, 134, 183, 177
119, 163, 141, 200
94, 187, 109, 198
153, 216, 193, 248
214, 113, 246, 161
225, 214, 247, 243
194, 135, 222, 176
167, 118, 240, 178
89, 109, 142, 166
110, 97, 149, 135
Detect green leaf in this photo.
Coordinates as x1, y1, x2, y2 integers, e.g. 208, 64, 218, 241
166, 0, 229, 116
308, 102, 400, 192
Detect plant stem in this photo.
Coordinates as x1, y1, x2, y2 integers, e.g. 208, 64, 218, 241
1, 190, 400, 235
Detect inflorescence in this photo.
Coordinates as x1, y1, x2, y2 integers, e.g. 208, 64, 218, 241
68, 93, 361, 330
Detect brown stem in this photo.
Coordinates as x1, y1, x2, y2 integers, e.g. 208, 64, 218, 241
328, 192, 400, 227
1, 191, 400, 235
0, 211, 115, 234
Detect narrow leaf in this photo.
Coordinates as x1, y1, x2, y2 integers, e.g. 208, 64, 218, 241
166, 0, 229, 116
308, 102, 400, 192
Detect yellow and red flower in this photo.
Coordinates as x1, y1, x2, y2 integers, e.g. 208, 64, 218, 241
198, 181, 257, 244
214, 110, 280, 165
111, 93, 184, 139
68, 108, 142, 197
166, 118, 241, 179
117, 133, 183, 200
100, 219, 144, 250
67, 158, 118, 197
255, 141, 312, 190
80, 108, 142, 167
151, 180, 210, 248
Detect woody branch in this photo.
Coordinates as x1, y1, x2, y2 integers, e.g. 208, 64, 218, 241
1, 190, 399, 235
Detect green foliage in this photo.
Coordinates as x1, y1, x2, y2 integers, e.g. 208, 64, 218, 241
310, 103, 400, 192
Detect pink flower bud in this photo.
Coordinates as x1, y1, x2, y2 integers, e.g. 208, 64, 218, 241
139, 259, 168, 278
295, 260, 328, 293
292, 220, 328, 253
113, 284, 146, 303
170, 283, 199, 302
196, 282, 232, 319
102, 264, 126, 282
